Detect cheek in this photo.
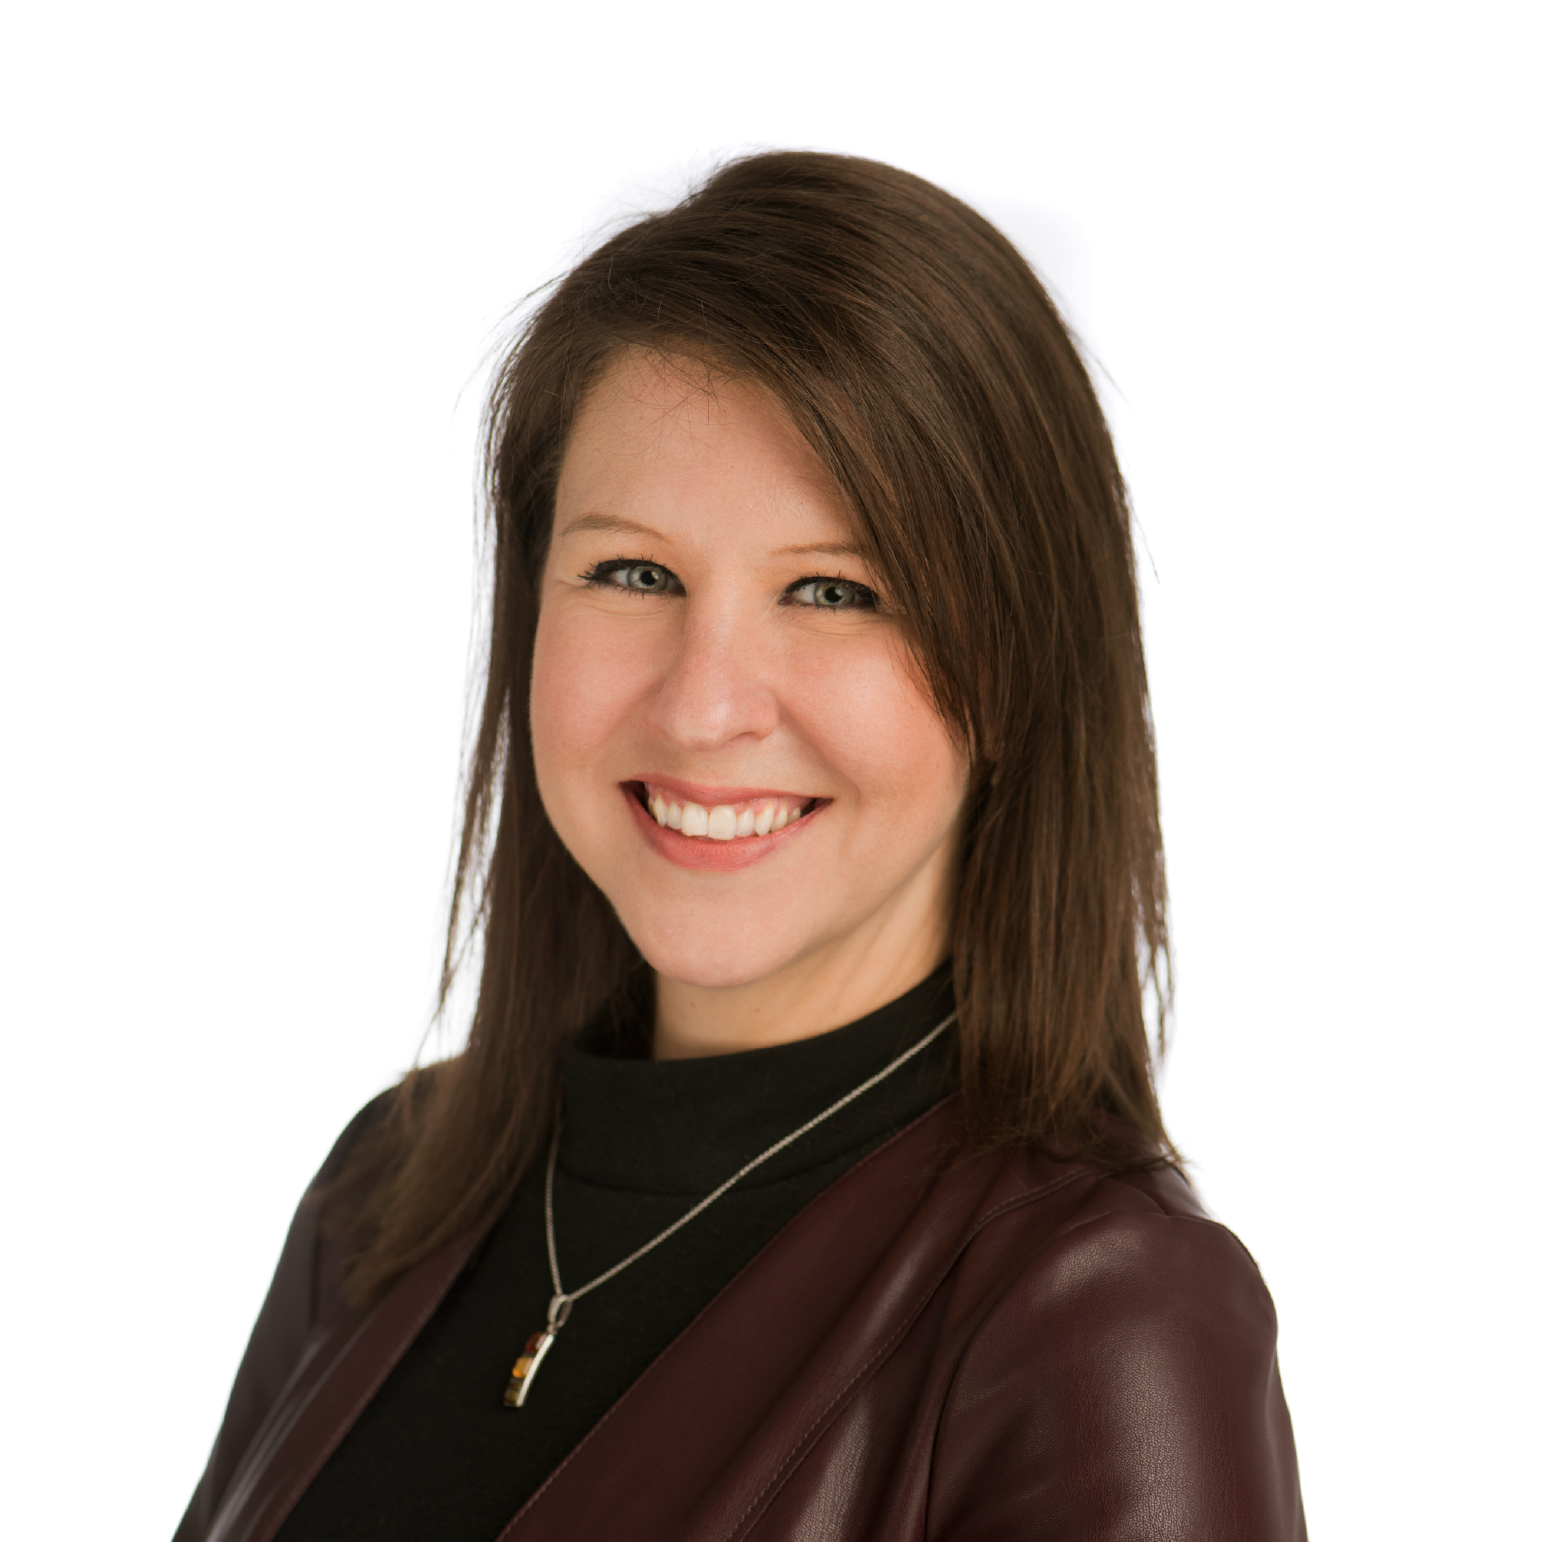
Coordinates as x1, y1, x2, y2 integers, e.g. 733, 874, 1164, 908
793, 637, 967, 827
529, 604, 650, 788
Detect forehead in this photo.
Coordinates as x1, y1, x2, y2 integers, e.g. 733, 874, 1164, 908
555, 352, 855, 549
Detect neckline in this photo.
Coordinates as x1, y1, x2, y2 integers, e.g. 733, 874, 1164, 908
557, 968, 956, 1196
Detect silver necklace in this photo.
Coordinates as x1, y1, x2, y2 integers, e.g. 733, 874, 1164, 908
503, 1010, 956, 1407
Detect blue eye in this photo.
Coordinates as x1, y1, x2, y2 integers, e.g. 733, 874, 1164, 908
786, 577, 877, 609
583, 560, 681, 594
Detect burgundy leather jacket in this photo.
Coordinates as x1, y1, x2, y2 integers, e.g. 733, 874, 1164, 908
180, 1097, 1306, 1541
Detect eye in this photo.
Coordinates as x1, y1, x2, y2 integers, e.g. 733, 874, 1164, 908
785, 576, 878, 610
582, 559, 683, 595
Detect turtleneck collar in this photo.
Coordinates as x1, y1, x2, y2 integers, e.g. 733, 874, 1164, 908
557, 968, 957, 1196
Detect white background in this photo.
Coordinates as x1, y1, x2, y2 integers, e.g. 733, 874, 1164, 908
2, 3, 1537, 1536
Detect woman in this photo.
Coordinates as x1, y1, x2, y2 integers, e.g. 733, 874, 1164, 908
178, 152, 1306, 1541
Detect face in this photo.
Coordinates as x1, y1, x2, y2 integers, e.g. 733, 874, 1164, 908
530, 352, 968, 1018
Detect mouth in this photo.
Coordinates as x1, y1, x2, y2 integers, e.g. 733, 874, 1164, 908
627, 781, 822, 844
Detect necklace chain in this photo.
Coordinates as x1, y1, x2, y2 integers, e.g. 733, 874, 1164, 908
542, 1011, 957, 1315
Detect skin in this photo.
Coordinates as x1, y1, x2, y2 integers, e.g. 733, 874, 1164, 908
530, 352, 969, 1060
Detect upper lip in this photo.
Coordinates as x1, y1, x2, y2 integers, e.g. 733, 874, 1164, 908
628, 775, 822, 805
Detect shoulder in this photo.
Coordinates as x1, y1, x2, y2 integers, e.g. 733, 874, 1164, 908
307, 1083, 410, 1315
985, 1158, 1272, 1326
315, 1085, 402, 1191
824, 1098, 1266, 1337
955, 1155, 1280, 1408
233, 1083, 406, 1377
928, 1155, 1304, 1540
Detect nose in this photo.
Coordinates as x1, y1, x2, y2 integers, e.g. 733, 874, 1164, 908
646, 600, 779, 752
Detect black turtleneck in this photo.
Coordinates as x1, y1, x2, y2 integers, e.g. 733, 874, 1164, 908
275, 970, 956, 1542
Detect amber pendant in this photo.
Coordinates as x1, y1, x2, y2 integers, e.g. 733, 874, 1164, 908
503, 1328, 558, 1406
504, 1293, 572, 1408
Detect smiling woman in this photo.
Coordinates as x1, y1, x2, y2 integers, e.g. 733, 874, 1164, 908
177, 153, 1306, 1541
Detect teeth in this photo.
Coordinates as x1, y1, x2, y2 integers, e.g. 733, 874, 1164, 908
642, 787, 813, 842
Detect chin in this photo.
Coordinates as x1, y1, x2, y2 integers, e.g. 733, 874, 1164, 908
622, 911, 819, 993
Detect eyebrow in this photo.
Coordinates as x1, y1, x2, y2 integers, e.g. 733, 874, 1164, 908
770, 541, 867, 560
557, 514, 865, 563
556, 514, 664, 542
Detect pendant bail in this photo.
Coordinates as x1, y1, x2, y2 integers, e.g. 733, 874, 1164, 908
548, 1292, 573, 1330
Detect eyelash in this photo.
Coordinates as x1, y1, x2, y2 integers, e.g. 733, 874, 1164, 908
579, 559, 880, 611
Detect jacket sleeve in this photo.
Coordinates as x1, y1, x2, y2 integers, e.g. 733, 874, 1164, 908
928, 1205, 1307, 1542
172, 1094, 392, 1542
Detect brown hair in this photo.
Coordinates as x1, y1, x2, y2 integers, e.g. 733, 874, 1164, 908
340, 151, 1172, 1302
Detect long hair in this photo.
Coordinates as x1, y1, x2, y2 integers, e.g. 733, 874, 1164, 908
339, 151, 1172, 1303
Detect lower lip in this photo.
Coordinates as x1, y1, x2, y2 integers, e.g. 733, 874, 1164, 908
624, 787, 822, 872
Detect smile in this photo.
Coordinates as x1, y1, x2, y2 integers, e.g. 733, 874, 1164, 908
641, 783, 812, 842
